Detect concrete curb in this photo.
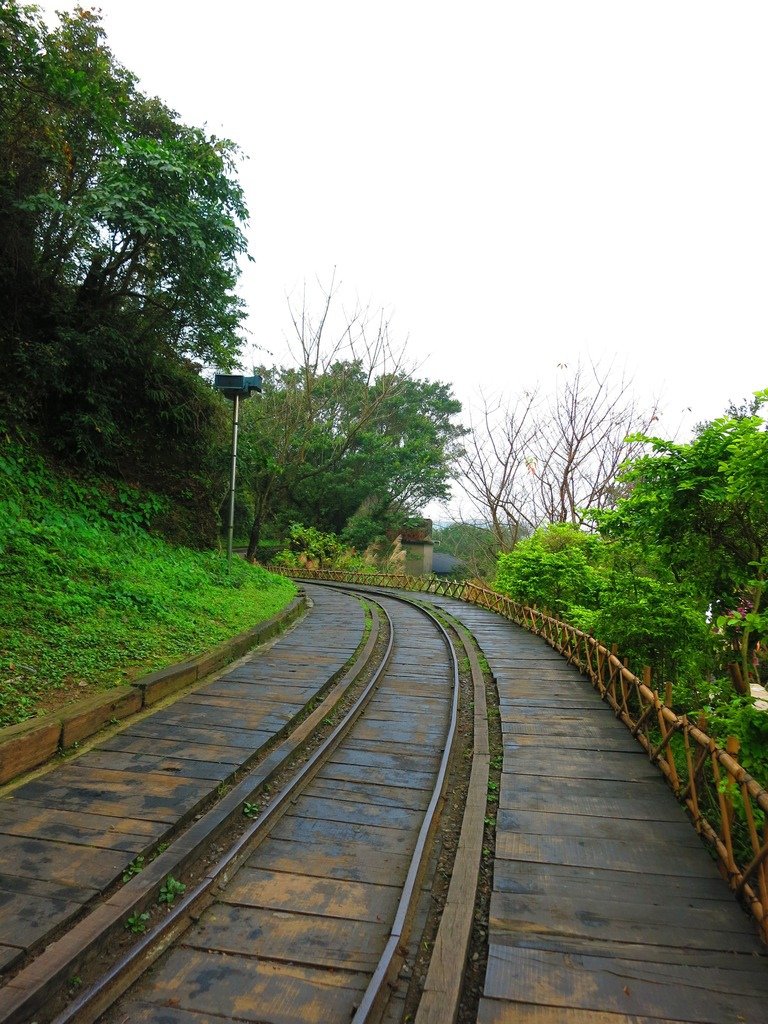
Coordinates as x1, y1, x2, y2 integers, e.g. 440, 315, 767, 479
0, 593, 306, 786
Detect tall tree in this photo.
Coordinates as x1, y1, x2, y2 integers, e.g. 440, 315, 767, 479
238, 279, 464, 558
1, 4, 247, 468
0, 4, 249, 541
458, 362, 659, 548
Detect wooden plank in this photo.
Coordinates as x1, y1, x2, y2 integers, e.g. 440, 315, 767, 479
186, 903, 387, 968
143, 704, 292, 731
124, 721, 275, 749
478, 998, 684, 1023
114, 1003, 218, 1023
0, 885, 84, 954
72, 750, 234, 781
490, 931, 768, 970
500, 729, 639, 753
292, 794, 422, 831
0, 807, 152, 850
482, 944, 768, 1023
60, 685, 142, 747
221, 865, 400, 923
0, 802, 163, 840
310, 777, 431, 811
12, 768, 210, 822
414, 596, 768, 1024
494, 831, 721, 878
124, 947, 369, 1023
344, 735, 444, 758
0, 872, 97, 906
94, 732, 246, 764
249, 837, 413, 886
270, 814, 415, 856
499, 778, 686, 822
495, 809, 703, 847
416, 751, 489, 1024
327, 747, 437, 774
489, 890, 760, 952
0, 834, 127, 888
492, 860, 743, 905
0, 720, 61, 784
501, 749, 660, 782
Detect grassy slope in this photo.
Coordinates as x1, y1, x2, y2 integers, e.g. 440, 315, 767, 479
0, 445, 296, 726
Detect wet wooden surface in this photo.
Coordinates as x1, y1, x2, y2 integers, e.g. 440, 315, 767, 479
416, 593, 768, 1024
108, 591, 454, 1023
0, 587, 364, 969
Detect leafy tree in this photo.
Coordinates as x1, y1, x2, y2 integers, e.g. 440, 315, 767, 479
0, 4, 249, 542
599, 392, 768, 693
238, 279, 465, 558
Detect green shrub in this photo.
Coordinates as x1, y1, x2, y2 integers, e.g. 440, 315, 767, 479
495, 524, 604, 616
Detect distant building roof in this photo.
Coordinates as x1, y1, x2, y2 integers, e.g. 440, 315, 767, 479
432, 552, 464, 575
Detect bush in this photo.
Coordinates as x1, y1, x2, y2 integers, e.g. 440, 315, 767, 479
494, 523, 713, 688
273, 523, 371, 572
495, 524, 604, 616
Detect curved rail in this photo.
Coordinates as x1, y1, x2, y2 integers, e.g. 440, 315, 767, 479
49, 594, 396, 1024
43, 589, 464, 1024
0, 592, 382, 1024
272, 567, 768, 945
350, 594, 460, 1022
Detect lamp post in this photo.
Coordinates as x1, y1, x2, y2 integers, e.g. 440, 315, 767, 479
213, 374, 262, 565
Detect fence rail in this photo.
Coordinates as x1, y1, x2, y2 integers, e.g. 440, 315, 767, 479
271, 566, 768, 943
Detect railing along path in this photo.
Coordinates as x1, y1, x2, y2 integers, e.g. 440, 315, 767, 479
272, 567, 768, 944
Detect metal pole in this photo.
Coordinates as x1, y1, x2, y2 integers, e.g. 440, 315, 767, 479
226, 392, 240, 566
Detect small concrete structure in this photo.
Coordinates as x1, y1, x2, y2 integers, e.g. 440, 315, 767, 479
394, 520, 434, 575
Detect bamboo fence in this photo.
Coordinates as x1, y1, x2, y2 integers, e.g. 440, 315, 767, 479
270, 566, 768, 943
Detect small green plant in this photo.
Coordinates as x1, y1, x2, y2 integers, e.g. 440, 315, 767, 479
125, 911, 150, 934
487, 779, 499, 797
158, 876, 186, 906
68, 975, 82, 990
150, 842, 169, 859
242, 801, 260, 818
122, 856, 145, 882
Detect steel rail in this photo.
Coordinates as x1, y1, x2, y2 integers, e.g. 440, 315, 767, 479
305, 583, 462, 1024
278, 567, 768, 945
47, 594, 396, 1024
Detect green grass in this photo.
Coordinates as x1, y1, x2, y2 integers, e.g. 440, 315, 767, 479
0, 444, 296, 726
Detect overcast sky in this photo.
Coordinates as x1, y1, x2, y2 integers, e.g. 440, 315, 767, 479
38, 2, 767, 458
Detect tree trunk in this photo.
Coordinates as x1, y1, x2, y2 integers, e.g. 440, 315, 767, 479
246, 510, 263, 562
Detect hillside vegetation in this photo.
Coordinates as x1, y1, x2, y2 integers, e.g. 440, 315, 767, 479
0, 445, 296, 727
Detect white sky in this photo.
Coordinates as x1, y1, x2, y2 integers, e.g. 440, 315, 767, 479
37, 1, 768, 510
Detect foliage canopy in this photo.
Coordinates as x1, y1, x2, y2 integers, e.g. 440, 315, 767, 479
1, 3, 248, 536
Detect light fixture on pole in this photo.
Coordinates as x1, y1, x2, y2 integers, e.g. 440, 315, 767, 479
213, 374, 262, 565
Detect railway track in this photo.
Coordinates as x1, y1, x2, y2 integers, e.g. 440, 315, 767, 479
1, 588, 477, 1024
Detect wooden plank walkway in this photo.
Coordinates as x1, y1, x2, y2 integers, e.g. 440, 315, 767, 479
419, 595, 768, 1024
106, 593, 454, 1023
0, 587, 364, 973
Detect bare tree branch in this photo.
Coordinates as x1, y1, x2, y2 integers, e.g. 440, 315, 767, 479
458, 360, 659, 547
